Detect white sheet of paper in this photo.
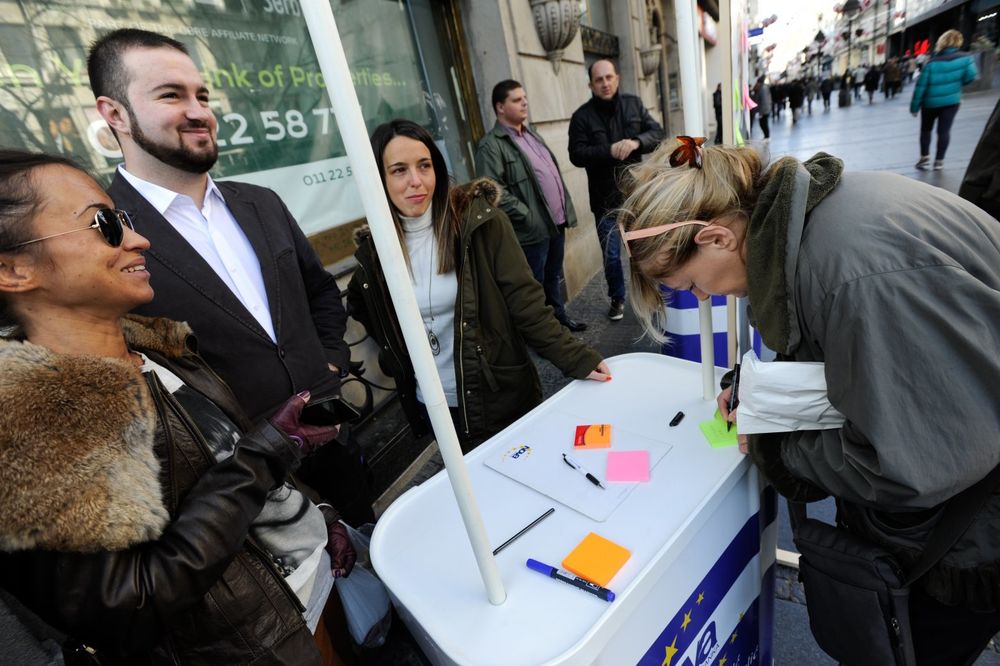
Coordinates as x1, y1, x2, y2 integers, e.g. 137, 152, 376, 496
483, 409, 673, 521
737, 349, 846, 434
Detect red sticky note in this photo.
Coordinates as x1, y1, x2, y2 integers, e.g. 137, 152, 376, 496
606, 450, 650, 483
574, 424, 612, 449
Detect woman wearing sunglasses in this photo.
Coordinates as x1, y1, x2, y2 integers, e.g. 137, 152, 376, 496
619, 137, 1000, 664
348, 119, 610, 451
0, 151, 353, 664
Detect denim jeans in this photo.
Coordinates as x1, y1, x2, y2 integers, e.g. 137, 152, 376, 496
920, 104, 960, 160
521, 225, 567, 322
596, 214, 626, 302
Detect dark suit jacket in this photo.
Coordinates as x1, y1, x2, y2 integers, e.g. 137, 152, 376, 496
110, 173, 350, 420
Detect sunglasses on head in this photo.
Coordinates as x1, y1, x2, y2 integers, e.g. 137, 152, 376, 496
618, 219, 708, 258
3, 209, 135, 251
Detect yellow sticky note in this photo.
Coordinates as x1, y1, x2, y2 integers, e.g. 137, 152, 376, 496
574, 424, 612, 449
699, 409, 738, 448
562, 532, 631, 587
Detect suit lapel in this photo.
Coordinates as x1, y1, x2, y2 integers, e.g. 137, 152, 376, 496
217, 183, 282, 337
108, 172, 272, 340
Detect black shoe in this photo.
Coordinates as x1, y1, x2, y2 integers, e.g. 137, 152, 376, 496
607, 299, 625, 321
560, 318, 588, 332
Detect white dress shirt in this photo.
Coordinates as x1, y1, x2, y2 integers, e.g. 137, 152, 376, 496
119, 167, 276, 342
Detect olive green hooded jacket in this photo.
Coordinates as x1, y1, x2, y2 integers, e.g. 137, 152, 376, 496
348, 179, 601, 447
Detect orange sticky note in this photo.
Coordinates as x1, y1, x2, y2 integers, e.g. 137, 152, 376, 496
561, 532, 631, 587
574, 424, 612, 449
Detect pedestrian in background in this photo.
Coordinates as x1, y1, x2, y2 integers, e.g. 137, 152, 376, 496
864, 65, 881, 104
476, 80, 588, 333
819, 76, 833, 111
910, 29, 979, 171
852, 64, 866, 100
884, 58, 901, 98
568, 59, 664, 321
806, 77, 819, 114
754, 76, 772, 139
788, 79, 805, 124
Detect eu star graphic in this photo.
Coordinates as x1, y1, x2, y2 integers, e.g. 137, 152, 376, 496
697, 591, 705, 604
681, 610, 692, 631
662, 636, 679, 666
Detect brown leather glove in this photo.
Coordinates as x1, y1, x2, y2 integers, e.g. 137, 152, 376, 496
318, 504, 357, 578
269, 391, 340, 455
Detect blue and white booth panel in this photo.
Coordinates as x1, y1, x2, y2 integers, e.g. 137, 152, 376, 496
660, 287, 763, 367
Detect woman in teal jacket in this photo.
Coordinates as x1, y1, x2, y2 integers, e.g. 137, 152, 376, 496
910, 29, 978, 170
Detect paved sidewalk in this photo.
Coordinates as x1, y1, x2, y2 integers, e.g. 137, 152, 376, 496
365, 75, 1000, 665
758, 72, 1000, 195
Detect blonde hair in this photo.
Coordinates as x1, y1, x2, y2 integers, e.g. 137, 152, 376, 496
936, 29, 964, 52
618, 140, 766, 342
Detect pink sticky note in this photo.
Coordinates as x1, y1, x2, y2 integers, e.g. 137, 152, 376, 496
606, 450, 650, 483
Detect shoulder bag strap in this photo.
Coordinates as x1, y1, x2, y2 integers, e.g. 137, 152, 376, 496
905, 462, 1000, 586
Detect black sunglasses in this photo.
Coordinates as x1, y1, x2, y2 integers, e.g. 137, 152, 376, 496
3, 209, 135, 251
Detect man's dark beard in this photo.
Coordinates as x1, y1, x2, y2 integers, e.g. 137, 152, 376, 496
127, 106, 218, 174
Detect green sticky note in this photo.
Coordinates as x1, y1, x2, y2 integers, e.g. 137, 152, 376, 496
700, 409, 738, 448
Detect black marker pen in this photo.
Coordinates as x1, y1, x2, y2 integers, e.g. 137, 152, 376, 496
526, 559, 615, 602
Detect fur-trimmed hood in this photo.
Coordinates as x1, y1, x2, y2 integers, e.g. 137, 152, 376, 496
0, 316, 192, 553
352, 178, 503, 247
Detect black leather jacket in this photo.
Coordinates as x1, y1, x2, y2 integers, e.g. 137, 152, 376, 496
568, 92, 664, 217
0, 317, 320, 665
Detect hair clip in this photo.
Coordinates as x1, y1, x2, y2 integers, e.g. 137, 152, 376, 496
668, 136, 707, 169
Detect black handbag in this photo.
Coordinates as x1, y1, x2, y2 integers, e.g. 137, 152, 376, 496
793, 463, 1000, 666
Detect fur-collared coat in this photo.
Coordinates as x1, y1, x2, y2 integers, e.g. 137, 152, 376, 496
0, 316, 319, 664
347, 179, 602, 447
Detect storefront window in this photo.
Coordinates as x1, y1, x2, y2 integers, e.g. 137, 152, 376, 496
0, 0, 478, 260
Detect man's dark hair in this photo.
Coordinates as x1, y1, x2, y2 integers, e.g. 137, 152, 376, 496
490, 80, 523, 114
87, 29, 188, 104
587, 59, 618, 81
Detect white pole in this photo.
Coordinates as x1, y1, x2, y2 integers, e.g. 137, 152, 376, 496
719, 0, 740, 369
301, 0, 506, 606
674, 0, 716, 399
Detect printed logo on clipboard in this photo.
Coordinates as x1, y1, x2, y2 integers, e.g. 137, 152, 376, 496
502, 445, 532, 462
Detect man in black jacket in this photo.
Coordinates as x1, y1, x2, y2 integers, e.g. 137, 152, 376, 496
88, 28, 373, 525
569, 59, 664, 320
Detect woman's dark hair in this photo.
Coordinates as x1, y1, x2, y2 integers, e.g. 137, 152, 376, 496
0, 150, 82, 334
370, 119, 458, 274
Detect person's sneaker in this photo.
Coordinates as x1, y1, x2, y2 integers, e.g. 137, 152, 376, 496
560, 318, 588, 332
915, 156, 930, 170
607, 299, 625, 321
933, 159, 944, 171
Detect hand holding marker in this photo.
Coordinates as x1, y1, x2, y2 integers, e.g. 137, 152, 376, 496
726, 363, 741, 432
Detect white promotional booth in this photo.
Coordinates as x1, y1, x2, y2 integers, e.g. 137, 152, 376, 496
371, 353, 777, 666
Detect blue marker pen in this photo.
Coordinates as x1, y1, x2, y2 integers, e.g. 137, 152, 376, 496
526, 558, 615, 602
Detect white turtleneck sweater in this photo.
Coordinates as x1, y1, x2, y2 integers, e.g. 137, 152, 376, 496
400, 208, 459, 407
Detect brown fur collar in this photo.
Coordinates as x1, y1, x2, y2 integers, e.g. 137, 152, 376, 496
0, 317, 192, 552
352, 178, 504, 247
449, 177, 502, 218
